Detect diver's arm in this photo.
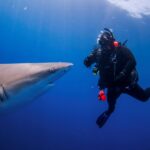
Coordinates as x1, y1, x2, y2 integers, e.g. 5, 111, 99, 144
98, 78, 106, 90
84, 49, 97, 67
121, 47, 136, 76
115, 47, 136, 82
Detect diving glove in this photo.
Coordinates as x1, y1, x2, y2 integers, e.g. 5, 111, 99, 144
92, 67, 99, 75
84, 58, 91, 67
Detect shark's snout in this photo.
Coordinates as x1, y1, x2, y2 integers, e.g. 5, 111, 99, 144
0, 62, 73, 114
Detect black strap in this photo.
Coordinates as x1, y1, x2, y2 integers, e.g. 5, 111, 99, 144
122, 40, 128, 46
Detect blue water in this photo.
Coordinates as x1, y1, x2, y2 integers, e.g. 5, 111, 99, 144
0, 0, 150, 150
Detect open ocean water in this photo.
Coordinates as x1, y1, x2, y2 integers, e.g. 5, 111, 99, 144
0, 0, 150, 150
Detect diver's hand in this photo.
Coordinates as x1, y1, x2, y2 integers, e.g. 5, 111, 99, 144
84, 58, 91, 67
92, 67, 99, 75
114, 72, 126, 82
98, 90, 106, 101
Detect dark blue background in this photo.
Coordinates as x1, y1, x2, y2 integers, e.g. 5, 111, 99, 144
0, 0, 150, 150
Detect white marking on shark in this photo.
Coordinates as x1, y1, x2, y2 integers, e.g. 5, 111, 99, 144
0, 62, 73, 114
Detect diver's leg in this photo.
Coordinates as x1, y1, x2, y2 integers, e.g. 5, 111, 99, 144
106, 87, 122, 115
125, 84, 150, 102
96, 87, 122, 128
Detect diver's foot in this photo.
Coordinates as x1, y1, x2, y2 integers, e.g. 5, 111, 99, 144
96, 111, 110, 128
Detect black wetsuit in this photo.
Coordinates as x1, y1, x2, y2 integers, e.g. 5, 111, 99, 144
84, 45, 150, 127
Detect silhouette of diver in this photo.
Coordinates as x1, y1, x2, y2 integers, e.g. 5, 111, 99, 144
84, 28, 150, 128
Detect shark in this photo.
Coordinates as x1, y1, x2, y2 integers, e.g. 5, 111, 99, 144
0, 62, 73, 114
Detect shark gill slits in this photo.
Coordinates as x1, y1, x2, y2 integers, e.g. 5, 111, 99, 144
0, 84, 8, 103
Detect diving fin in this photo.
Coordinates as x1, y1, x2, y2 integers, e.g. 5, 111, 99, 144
96, 111, 110, 128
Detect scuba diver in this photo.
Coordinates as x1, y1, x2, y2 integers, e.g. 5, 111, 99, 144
84, 28, 150, 128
